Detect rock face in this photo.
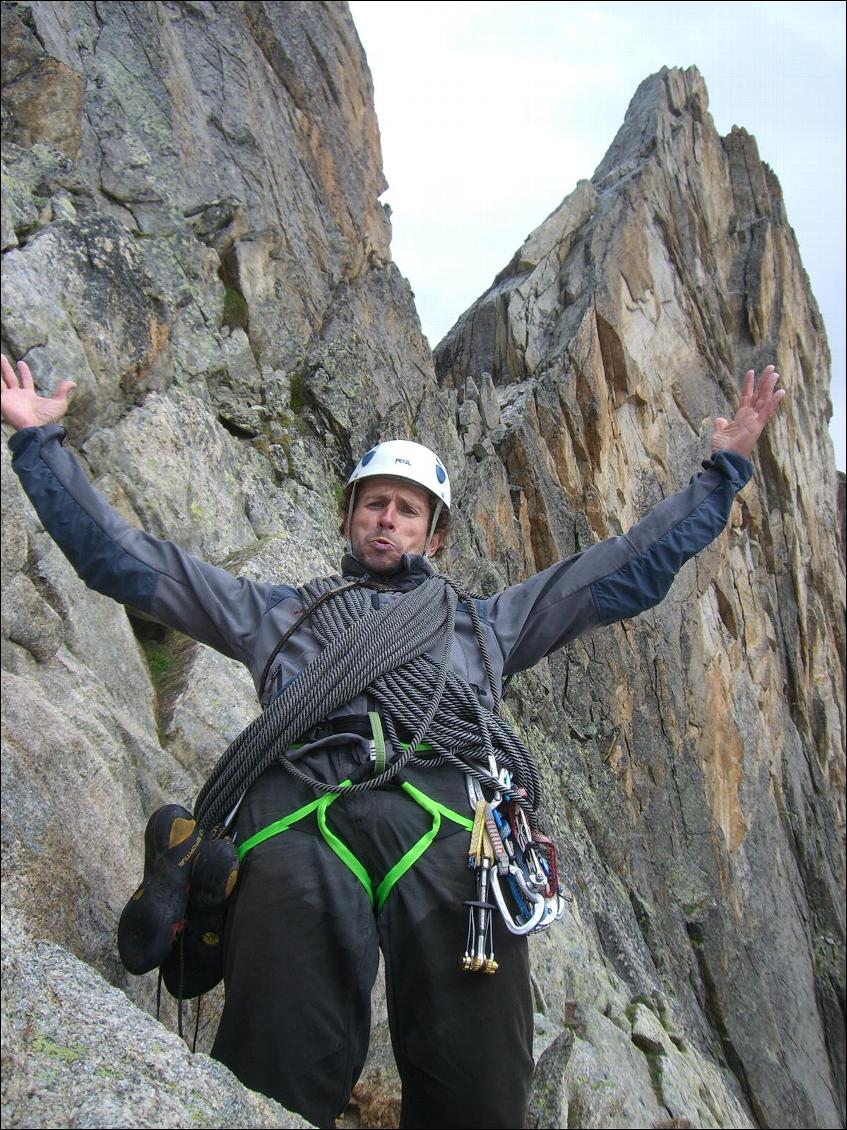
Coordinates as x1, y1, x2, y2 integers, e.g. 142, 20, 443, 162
1, 5, 843, 1129
1, 908, 310, 1130
435, 69, 846, 1130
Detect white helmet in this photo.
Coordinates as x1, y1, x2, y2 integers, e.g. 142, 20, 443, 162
347, 440, 451, 508
345, 440, 451, 554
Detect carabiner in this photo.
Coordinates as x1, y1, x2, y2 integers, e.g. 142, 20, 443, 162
489, 866, 547, 935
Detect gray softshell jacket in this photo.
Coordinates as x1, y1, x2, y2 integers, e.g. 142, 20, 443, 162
9, 424, 753, 717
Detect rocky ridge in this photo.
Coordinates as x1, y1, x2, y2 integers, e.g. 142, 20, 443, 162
435, 65, 845, 1130
1, 4, 844, 1128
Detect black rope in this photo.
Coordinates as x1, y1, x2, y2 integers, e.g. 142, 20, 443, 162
193, 573, 541, 828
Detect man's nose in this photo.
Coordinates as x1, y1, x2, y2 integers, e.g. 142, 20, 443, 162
378, 503, 397, 528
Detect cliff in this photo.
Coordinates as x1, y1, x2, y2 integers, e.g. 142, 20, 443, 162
1, 4, 844, 1128
434, 66, 846, 1129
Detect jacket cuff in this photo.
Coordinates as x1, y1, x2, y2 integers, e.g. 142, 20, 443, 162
8, 423, 67, 459
701, 449, 754, 491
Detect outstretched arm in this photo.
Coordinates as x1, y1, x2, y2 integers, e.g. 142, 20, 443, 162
4, 353, 273, 676
711, 365, 784, 460
1, 355, 77, 431
484, 365, 786, 675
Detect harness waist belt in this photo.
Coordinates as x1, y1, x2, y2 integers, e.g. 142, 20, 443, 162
297, 716, 375, 742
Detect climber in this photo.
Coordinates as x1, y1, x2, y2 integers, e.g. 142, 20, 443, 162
1, 352, 784, 1130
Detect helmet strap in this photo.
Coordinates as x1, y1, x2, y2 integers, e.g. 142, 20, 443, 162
345, 483, 357, 555
426, 501, 443, 556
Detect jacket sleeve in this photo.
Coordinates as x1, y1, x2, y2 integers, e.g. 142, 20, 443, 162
481, 451, 753, 676
8, 424, 271, 666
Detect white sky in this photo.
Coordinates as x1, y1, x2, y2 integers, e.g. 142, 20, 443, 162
349, 0, 846, 471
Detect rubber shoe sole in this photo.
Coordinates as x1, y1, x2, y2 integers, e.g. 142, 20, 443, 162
161, 835, 239, 999
118, 804, 205, 975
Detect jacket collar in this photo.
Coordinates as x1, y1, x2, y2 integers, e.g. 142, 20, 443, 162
341, 552, 435, 591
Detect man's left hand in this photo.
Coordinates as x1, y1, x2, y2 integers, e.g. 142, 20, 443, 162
711, 365, 785, 460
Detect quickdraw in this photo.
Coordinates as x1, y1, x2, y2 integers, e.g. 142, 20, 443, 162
462, 800, 498, 974
462, 770, 569, 970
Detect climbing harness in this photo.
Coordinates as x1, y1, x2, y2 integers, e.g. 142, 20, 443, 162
238, 765, 475, 914
120, 568, 566, 995
205, 573, 567, 973
194, 571, 542, 829
237, 724, 475, 913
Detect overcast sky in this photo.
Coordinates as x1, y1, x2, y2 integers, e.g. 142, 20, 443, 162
349, 1, 845, 471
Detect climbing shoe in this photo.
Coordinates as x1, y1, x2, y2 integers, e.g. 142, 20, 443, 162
161, 834, 239, 999
118, 804, 205, 975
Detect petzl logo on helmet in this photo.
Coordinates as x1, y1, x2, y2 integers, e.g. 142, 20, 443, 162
394, 458, 411, 465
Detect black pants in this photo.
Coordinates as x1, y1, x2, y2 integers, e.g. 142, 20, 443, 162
211, 752, 534, 1129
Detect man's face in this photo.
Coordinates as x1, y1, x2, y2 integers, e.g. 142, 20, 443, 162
346, 476, 444, 573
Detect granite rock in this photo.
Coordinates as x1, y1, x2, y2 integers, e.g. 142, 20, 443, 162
1, 8, 843, 1130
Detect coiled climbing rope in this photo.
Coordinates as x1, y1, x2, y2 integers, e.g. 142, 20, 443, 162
193, 573, 542, 830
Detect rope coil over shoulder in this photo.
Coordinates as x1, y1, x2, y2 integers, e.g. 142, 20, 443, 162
120, 570, 559, 994
193, 573, 542, 831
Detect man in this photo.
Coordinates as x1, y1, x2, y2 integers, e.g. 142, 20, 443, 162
1, 353, 784, 1128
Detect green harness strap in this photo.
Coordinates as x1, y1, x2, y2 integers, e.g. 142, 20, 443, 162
374, 781, 473, 911
368, 711, 386, 775
237, 769, 473, 913
316, 786, 374, 903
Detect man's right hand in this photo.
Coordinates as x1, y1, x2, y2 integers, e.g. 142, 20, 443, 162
1, 354, 76, 431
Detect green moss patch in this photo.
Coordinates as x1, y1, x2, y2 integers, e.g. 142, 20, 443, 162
141, 639, 175, 684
